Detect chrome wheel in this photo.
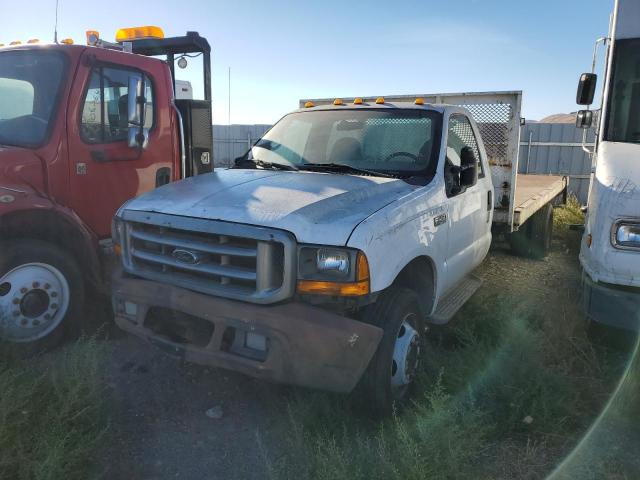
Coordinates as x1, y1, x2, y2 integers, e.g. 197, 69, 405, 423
391, 313, 421, 391
0, 263, 70, 343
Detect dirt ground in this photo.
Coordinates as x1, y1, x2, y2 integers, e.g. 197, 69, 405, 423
94, 233, 635, 479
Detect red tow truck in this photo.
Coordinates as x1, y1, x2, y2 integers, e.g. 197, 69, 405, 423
0, 27, 213, 348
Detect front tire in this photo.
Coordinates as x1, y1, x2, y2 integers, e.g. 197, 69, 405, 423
359, 287, 425, 417
0, 240, 84, 350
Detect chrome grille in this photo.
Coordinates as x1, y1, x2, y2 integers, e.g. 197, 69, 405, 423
121, 211, 295, 304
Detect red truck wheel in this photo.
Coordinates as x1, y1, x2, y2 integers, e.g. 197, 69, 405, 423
0, 240, 84, 350
359, 287, 425, 417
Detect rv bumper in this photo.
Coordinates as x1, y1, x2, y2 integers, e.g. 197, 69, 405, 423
583, 273, 640, 331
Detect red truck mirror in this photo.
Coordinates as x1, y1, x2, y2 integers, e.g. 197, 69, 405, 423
127, 74, 149, 149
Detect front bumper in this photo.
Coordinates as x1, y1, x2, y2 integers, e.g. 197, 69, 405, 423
583, 273, 640, 331
112, 269, 383, 393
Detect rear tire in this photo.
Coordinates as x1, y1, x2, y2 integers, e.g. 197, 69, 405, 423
0, 240, 84, 351
509, 203, 553, 259
359, 287, 425, 417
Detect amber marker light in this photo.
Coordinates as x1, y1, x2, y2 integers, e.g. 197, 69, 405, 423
304, 101, 315, 108
375, 97, 385, 104
353, 97, 363, 105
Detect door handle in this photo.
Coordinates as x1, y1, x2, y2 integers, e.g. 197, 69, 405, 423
487, 190, 492, 211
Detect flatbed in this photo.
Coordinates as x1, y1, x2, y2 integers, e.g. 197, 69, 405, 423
513, 174, 568, 228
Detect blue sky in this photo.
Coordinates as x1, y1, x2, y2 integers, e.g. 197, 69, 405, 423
4, 0, 612, 124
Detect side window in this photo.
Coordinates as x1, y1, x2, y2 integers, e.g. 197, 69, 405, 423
444, 114, 484, 197
80, 67, 154, 144
447, 114, 484, 178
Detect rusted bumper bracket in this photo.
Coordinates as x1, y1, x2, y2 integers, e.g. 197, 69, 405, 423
112, 271, 383, 393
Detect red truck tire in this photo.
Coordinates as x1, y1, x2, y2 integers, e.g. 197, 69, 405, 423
0, 240, 84, 350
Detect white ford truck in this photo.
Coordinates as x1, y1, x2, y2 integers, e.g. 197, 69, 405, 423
111, 92, 566, 414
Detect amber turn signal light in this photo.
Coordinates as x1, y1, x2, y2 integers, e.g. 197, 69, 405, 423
297, 280, 369, 296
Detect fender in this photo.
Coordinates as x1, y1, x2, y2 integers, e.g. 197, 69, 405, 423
0, 187, 102, 287
347, 181, 448, 312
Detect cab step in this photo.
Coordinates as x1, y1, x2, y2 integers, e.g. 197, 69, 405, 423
429, 275, 483, 325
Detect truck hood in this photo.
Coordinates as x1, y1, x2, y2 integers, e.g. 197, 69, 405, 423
123, 169, 417, 245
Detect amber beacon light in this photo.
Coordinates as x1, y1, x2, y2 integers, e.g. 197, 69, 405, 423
115, 26, 165, 42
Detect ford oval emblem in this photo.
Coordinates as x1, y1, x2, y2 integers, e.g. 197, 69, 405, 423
172, 248, 202, 265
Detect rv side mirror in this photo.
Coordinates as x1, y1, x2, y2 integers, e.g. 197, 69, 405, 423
576, 110, 594, 129
576, 73, 597, 106
127, 74, 149, 149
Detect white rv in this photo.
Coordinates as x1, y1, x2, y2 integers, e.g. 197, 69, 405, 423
577, 0, 640, 330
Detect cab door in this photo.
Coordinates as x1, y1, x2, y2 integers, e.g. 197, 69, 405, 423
66, 49, 175, 238
443, 113, 491, 287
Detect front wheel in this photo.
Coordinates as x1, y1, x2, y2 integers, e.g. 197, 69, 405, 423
359, 287, 425, 417
0, 240, 84, 350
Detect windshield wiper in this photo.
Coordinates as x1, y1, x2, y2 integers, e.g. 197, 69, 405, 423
253, 159, 299, 171
299, 163, 397, 178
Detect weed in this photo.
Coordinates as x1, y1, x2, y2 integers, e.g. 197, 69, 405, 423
0, 337, 108, 480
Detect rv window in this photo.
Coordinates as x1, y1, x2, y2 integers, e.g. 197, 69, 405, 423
605, 38, 640, 144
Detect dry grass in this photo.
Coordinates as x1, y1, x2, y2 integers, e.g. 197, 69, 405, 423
553, 195, 584, 234
261, 207, 638, 480
0, 337, 108, 480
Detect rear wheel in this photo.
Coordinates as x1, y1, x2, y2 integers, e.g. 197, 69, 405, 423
0, 240, 84, 350
359, 287, 425, 417
509, 203, 553, 259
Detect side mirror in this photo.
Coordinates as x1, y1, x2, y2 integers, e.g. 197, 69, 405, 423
576, 73, 597, 106
460, 162, 477, 187
127, 74, 149, 149
576, 110, 594, 129
459, 146, 478, 188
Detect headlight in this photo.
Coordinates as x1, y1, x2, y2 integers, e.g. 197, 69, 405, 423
297, 246, 370, 296
613, 221, 640, 250
111, 216, 125, 245
111, 217, 125, 256
317, 249, 350, 275
299, 246, 355, 279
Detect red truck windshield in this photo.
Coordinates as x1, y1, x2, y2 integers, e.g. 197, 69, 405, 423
0, 50, 65, 148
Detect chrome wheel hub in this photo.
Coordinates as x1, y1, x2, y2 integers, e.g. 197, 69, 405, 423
391, 314, 421, 388
0, 263, 70, 343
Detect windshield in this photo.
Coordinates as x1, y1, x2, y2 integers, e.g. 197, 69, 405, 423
605, 38, 640, 143
250, 109, 442, 177
0, 50, 66, 148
